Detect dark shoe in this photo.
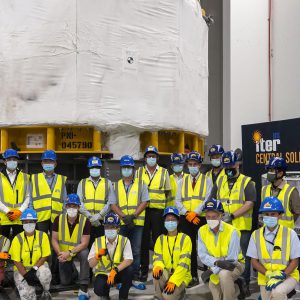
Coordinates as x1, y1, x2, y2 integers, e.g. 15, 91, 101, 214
187, 277, 199, 288
287, 289, 296, 298
139, 268, 148, 282
235, 277, 247, 300
41, 291, 52, 300
197, 264, 208, 271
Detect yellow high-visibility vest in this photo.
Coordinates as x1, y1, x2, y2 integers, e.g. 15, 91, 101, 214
261, 183, 295, 229
136, 166, 168, 209
216, 174, 253, 231
94, 235, 128, 276
0, 171, 29, 225
180, 174, 208, 216
252, 225, 299, 285
31, 173, 67, 223
168, 174, 184, 207
153, 232, 192, 287
206, 168, 225, 184
58, 213, 87, 261
80, 178, 108, 215
115, 179, 145, 226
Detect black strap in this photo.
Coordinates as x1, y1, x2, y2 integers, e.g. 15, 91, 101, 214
167, 234, 178, 272
24, 232, 36, 265
263, 226, 280, 249
107, 237, 119, 271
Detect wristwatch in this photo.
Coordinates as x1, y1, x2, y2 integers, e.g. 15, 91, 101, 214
113, 267, 119, 273
69, 250, 76, 257
33, 266, 39, 271
230, 214, 235, 220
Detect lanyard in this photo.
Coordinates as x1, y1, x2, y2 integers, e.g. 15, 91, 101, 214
24, 232, 36, 265
107, 238, 119, 270
145, 168, 157, 187
167, 235, 178, 272
263, 226, 280, 248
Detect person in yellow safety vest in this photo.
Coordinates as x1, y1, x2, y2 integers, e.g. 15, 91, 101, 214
210, 150, 256, 293
206, 144, 226, 184
168, 153, 185, 207
247, 197, 300, 300
88, 213, 133, 300
77, 156, 116, 247
152, 206, 192, 300
198, 199, 247, 300
175, 151, 212, 288
0, 234, 11, 285
30, 150, 67, 234
9, 208, 52, 300
262, 157, 300, 229
51, 194, 91, 300
110, 155, 149, 290
136, 146, 171, 282
0, 149, 30, 239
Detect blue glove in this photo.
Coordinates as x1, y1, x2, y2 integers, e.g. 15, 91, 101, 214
270, 271, 286, 280
265, 278, 284, 291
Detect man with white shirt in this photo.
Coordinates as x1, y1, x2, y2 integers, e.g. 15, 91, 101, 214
88, 213, 133, 300
176, 151, 213, 287
0, 149, 30, 239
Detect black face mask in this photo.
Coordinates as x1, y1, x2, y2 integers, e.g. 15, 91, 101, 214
225, 168, 237, 178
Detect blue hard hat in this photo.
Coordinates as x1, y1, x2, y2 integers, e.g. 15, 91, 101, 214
163, 206, 180, 218
2, 149, 19, 159
144, 145, 159, 157
103, 213, 120, 226
208, 145, 224, 157
266, 157, 287, 171
203, 199, 224, 213
20, 208, 38, 221
120, 155, 134, 167
66, 193, 81, 206
222, 151, 238, 167
259, 196, 284, 213
41, 150, 57, 161
170, 153, 184, 164
186, 151, 203, 163
87, 156, 102, 168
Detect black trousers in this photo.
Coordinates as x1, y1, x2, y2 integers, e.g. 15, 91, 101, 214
140, 208, 164, 272
178, 215, 205, 278
94, 266, 133, 299
0, 224, 23, 239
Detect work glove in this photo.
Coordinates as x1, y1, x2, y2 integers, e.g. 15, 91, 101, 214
23, 268, 40, 286
266, 277, 284, 291
123, 214, 136, 225
0, 252, 10, 260
222, 212, 233, 223
268, 270, 286, 280
107, 268, 118, 286
201, 269, 213, 283
95, 248, 107, 260
185, 211, 200, 225
215, 260, 236, 271
91, 220, 101, 227
163, 282, 176, 294
90, 213, 101, 223
7, 209, 22, 221
152, 266, 163, 280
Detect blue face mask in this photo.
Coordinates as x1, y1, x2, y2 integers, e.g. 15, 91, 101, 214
90, 168, 101, 177
121, 168, 133, 178
188, 166, 199, 176
43, 163, 55, 172
146, 157, 157, 167
173, 165, 183, 173
164, 221, 178, 232
6, 160, 18, 171
263, 216, 278, 228
105, 229, 118, 240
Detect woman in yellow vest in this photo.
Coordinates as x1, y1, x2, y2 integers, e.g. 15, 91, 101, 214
111, 155, 149, 290
206, 144, 225, 184
88, 213, 133, 300
247, 196, 300, 299
9, 208, 52, 300
52, 194, 91, 300
152, 206, 192, 300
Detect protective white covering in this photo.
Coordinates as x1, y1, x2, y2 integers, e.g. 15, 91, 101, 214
0, 0, 208, 158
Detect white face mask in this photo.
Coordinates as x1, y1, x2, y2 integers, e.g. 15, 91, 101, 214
105, 229, 118, 240
6, 160, 18, 171
211, 159, 221, 168
23, 223, 36, 233
67, 208, 78, 218
90, 168, 101, 177
146, 157, 157, 167
207, 219, 220, 230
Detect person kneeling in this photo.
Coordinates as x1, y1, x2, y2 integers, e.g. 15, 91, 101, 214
88, 213, 133, 300
9, 208, 52, 300
153, 206, 192, 300
198, 199, 245, 300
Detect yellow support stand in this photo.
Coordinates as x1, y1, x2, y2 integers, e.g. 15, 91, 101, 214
151, 132, 159, 149
1, 129, 8, 152
47, 127, 55, 150
192, 135, 199, 152
93, 130, 101, 152
179, 132, 185, 153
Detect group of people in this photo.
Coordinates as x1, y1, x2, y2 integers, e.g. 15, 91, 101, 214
0, 144, 299, 300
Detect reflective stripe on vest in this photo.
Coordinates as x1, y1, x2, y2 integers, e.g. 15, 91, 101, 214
261, 184, 294, 228
115, 178, 145, 226
206, 168, 225, 184
0, 235, 8, 252
168, 174, 181, 207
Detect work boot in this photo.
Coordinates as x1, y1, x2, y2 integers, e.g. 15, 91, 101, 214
41, 291, 52, 300
139, 267, 148, 282
187, 277, 199, 288
235, 277, 247, 300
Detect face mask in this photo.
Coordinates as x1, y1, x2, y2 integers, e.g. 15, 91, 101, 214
105, 229, 118, 240
90, 168, 101, 177
43, 163, 55, 172
173, 165, 183, 173
67, 208, 78, 218
225, 168, 237, 178
6, 160, 18, 170
207, 219, 220, 230
23, 223, 36, 233
146, 157, 157, 167
188, 166, 199, 176
121, 168, 133, 178
211, 159, 221, 168
263, 216, 278, 228
164, 221, 178, 232
267, 172, 277, 183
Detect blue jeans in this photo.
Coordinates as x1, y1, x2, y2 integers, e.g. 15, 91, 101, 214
119, 225, 143, 280
240, 230, 251, 285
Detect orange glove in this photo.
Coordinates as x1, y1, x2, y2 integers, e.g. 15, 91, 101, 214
192, 216, 201, 225
153, 266, 163, 279
7, 209, 22, 221
95, 248, 107, 260
0, 252, 10, 260
185, 211, 200, 224
163, 282, 176, 294
107, 268, 118, 285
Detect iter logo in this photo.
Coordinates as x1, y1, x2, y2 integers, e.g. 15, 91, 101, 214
252, 130, 281, 153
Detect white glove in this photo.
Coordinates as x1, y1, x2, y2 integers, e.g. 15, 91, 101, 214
91, 220, 101, 227
90, 213, 101, 223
